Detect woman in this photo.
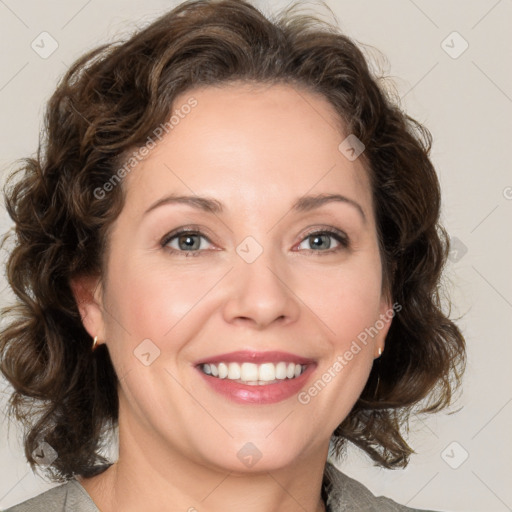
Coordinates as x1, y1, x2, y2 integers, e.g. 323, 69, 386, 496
0, 0, 465, 510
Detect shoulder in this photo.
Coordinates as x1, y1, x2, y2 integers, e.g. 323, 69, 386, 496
3, 480, 99, 512
324, 462, 441, 512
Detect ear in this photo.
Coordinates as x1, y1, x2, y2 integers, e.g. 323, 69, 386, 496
70, 274, 106, 346
374, 290, 396, 359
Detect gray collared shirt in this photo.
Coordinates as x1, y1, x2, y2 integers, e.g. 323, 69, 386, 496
4, 462, 439, 511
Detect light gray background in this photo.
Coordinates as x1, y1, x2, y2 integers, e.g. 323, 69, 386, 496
0, 1, 511, 511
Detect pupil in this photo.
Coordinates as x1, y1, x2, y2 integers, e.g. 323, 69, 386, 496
179, 235, 198, 250
311, 234, 329, 249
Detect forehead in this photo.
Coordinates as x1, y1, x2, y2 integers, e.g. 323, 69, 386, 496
123, 82, 373, 218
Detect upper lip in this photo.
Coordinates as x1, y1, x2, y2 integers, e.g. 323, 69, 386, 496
195, 350, 315, 366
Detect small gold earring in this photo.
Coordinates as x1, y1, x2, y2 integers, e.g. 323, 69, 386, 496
378, 347, 383, 357
92, 336, 98, 351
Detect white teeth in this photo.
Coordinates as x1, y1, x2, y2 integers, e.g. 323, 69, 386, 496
275, 362, 287, 380
201, 361, 306, 383
227, 362, 241, 379
241, 362, 258, 381
218, 362, 228, 379
259, 363, 275, 381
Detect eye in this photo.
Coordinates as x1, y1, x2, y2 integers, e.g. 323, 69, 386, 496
296, 228, 349, 254
161, 229, 214, 257
160, 226, 350, 257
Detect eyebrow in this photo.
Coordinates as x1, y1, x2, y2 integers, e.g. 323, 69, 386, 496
144, 193, 367, 223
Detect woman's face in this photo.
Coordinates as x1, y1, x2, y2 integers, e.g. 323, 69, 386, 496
78, 82, 392, 473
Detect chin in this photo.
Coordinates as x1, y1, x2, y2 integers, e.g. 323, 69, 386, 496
193, 431, 322, 475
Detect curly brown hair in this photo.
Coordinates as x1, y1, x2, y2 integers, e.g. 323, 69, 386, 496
0, 0, 465, 482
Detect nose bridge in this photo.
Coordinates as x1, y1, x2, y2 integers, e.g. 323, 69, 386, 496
223, 235, 299, 327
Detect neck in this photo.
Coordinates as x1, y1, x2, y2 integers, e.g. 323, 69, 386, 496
79, 415, 329, 512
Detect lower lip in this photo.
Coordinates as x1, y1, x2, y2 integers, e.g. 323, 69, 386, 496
197, 365, 316, 404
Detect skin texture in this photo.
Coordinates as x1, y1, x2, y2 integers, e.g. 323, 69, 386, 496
73, 82, 392, 512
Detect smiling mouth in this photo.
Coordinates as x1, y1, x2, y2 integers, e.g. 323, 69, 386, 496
200, 361, 307, 386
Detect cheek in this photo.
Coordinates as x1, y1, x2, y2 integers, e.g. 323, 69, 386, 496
101, 259, 214, 412
297, 255, 384, 342
296, 266, 382, 429
108, 256, 219, 339
294, 253, 383, 410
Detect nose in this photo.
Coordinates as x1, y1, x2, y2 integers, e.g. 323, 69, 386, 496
222, 247, 301, 330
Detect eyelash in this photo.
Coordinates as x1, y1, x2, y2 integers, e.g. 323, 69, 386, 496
160, 226, 350, 257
